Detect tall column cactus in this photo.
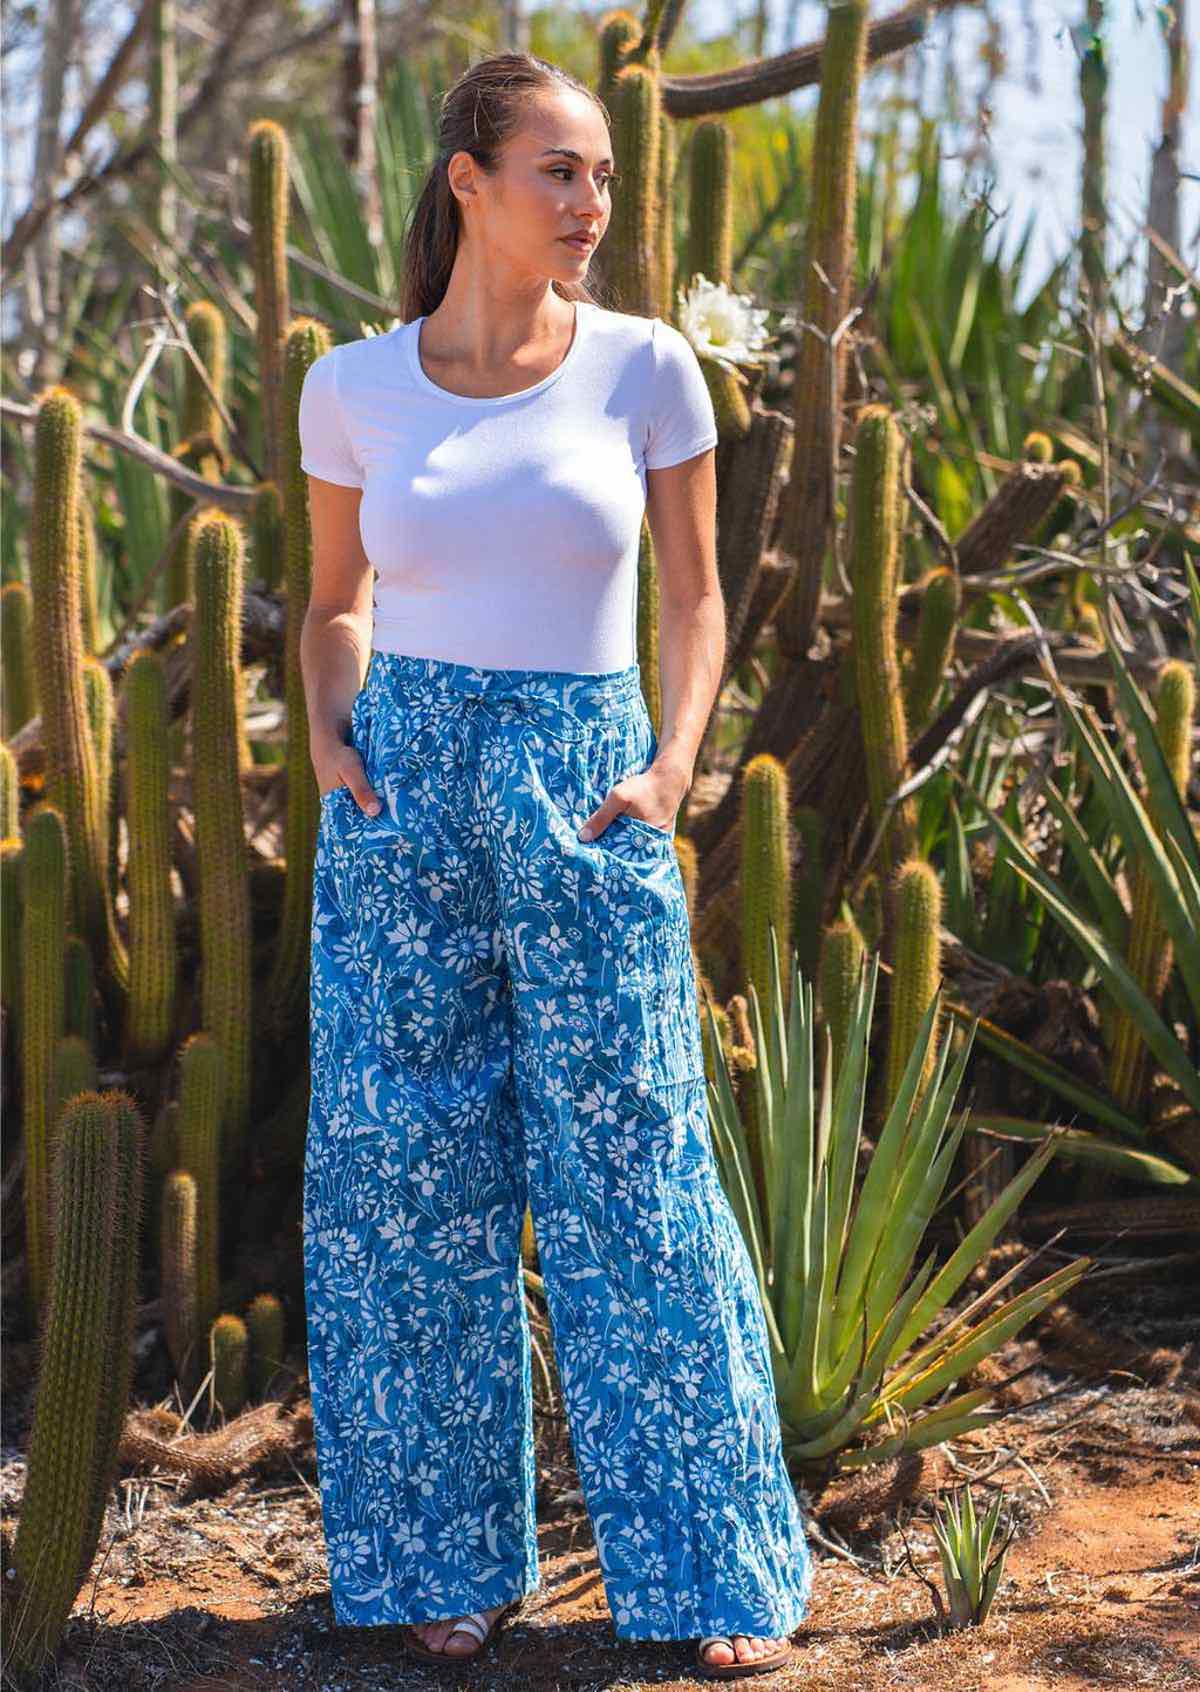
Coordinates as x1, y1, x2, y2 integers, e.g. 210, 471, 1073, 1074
1107, 657, 1195, 1111
883, 857, 943, 1118
654, 107, 677, 321
902, 565, 961, 737
775, 0, 872, 657
20, 803, 68, 1325
8, 1090, 143, 1680
189, 510, 253, 1167
635, 521, 661, 733
849, 404, 918, 881
248, 120, 291, 494
683, 120, 747, 437
606, 62, 661, 317
740, 752, 793, 1023
123, 648, 177, 1069
267, 319, 332, 1036
28, 386, 128, 1001
1, 579, 36, 737
174, 1031, 224, 1356
166, 300, 230, 611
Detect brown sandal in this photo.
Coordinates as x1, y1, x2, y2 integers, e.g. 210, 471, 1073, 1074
399, 1593, 526, 1666
695, 1632, 796, 1678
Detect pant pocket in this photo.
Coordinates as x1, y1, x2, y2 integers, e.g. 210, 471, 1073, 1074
620, 889, 706, 1091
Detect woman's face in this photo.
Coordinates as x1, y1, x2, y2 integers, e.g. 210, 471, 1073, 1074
452, 90, 615, 284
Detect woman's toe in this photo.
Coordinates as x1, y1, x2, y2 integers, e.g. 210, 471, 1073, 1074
701, 1637, 735, 1664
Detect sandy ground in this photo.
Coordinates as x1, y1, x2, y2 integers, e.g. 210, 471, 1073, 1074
2, 1319, 1197, 1692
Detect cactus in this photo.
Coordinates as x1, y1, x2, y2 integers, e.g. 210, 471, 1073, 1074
607, 63, 661, 317
266, 319, 332, 1037
76, 492, 100, 656
250, 479, 284, 594
791, 804, 825, 989
48, 1033, 98, 1133
1021, 431, 1054, 464
188, 510, 253, 1164
161, 1169, 200, 1392
174, 1031, 224, 1349
149, 0, 178, 241
884, 857, 943, 1117
20, 803, 68, 1323
849, 405, 918, 879
248, 120, 291, 494
1107, 658, 1196, 1111
123, 649, 177, 1068
1, 579, 36, 738
165, 302, 230, 611
818, 917, 865, 1082
683, 122, 747, 436
210, 1312, 249, 1418
902, 566, 961, 736
63, 935, 97, 1047
246, 1292, 286, 1399
0, 834, 21, 1012
774, 0, 872, 654
654, 108, 677, 321
740, 753, 792, 1021
854, 871, 884, 953
28, 387, 127, 999
0, 740, 17, 837
82, 655, 117, 888
597, 10, 641, 107
8, 1090, 143, 1680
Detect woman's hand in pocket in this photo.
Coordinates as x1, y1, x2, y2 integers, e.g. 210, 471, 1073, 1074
313, 741, 381, 815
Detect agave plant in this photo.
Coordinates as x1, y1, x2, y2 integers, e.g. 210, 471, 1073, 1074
954, 606, 1200, 1172
702, 932, 1090, 1477
930, 1483, 1015, 1628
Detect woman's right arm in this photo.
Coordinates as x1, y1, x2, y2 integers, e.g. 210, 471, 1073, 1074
300, 476, 381, 813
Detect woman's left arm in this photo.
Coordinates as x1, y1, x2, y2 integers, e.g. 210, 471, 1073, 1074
578, 447, 723, 840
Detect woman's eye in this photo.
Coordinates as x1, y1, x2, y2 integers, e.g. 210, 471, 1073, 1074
551, 167, 616, 189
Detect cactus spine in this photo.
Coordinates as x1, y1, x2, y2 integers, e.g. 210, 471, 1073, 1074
1, 579, 36, 737
884, 858, 943, 1117
189, 510, 253, 1164
849, 405, 918, 880
20, 804, 68, 1323
124, 649, 177, 1068
248, 120, 291, 494
266, 320, 331, 1035
28, 387, 127, 998
740, 753, 793, 1020
8, 1090, 143, 1679
1107, 658, 1196, 1111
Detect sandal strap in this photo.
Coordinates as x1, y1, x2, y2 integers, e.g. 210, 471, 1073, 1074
448, 1612, 488, 1644
699, 1635, 734, 1649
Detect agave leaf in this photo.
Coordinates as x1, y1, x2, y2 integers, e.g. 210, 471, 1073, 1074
966, 1115, 1195, 1187
940, 997, 1146, 1141
888, 1135, 1057, 1359
1008, 863, 1200, 1112
886, 1259, 1090, 1416
838, 1389, 997, 1468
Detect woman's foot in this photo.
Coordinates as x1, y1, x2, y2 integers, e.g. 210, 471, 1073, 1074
410, 1601, 511, 1656
699, 1632, 791, 1667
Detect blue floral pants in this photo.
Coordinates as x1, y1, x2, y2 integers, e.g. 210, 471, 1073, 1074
302, 651, 813, 1640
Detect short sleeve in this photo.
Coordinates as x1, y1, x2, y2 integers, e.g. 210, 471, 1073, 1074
643, 316, 719, 469
298, 348, 364, 488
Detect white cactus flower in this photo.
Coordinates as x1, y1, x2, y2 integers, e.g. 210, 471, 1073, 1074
675, 275, 774, 379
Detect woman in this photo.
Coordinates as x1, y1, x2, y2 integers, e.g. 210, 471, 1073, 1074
297, 50, 812, 1681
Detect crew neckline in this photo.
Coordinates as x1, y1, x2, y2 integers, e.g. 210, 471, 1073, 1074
407, 301, 588, 406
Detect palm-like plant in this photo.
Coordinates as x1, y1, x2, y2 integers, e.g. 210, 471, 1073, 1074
702, 933, 1090, 1478
930, 1483, 1015, 1628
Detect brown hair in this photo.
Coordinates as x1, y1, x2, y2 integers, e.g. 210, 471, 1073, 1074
399, 52, 609, 322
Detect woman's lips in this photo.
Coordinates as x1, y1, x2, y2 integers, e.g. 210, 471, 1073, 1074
562, 235, 594, 251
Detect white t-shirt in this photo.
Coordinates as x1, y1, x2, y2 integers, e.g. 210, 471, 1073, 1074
297, 300, 718, 673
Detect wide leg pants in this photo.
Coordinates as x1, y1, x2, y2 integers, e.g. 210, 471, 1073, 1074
302, 651, 813, 1641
